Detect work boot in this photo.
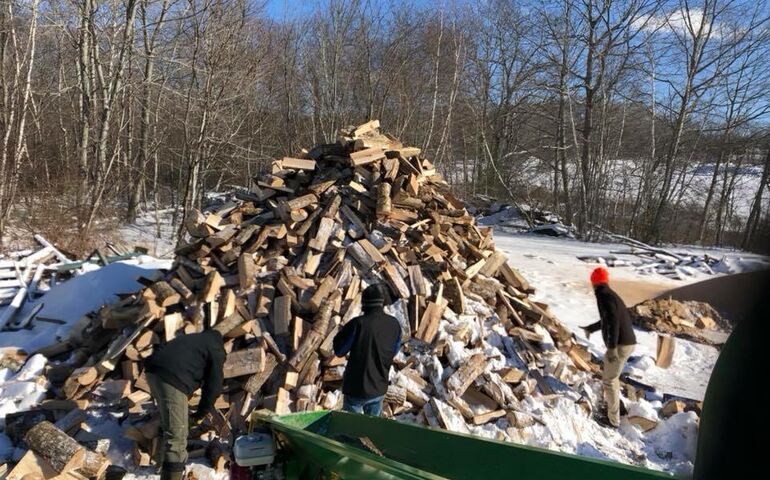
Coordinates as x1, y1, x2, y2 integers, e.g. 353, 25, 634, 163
593, 406, 618, 429
620, 399, 628, 416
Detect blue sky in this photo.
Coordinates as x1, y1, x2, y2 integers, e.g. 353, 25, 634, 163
263, 0, 317, 20
262, 0, 437, 20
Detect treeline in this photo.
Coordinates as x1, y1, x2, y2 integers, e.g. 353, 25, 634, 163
1, 0, 769, 252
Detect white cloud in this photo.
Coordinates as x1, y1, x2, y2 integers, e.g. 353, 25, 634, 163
634, 7, 720, 38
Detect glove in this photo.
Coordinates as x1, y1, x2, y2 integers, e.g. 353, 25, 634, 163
189, 410, 207, 429
188, 416, 201, 431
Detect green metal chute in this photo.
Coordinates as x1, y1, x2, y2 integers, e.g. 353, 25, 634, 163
255, 410, 676, 479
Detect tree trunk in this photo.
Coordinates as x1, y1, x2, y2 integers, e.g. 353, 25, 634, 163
742, 148, 770, 249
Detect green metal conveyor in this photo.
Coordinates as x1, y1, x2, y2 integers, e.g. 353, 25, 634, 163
255, 410, 677, 480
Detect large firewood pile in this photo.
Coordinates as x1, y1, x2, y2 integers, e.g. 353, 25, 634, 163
11, 120, 600, 475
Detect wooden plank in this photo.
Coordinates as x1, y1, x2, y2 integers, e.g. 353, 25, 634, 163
223, 347, 266, 378
281, 157, 316, 171
389, 208, 419, 222
407, 265, 428, 297
350, 147, 386, 166
496, 291, 525, 327
212, 311, 247, 337
304, 251, 322, 276
406, 173, 420, 196
499, 367, 526, 384
243, 353, 278, 395
206, 225, 238, 250
7, 450, 59, 480
291, 316, 306, 352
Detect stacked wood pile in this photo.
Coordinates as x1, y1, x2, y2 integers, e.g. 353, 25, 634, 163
28, 120, 596, 471
633, 298, 731, 345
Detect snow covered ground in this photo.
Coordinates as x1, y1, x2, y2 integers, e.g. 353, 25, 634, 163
437, 229, 746, 475
492, 230, 734, 399
110, 208, 179, 259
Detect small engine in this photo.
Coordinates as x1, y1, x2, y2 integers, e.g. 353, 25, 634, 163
231, 428, 283, 480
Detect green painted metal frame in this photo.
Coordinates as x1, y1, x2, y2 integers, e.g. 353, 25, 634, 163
256, 410, 679, 480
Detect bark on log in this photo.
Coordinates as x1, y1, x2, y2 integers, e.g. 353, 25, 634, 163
223, 347, 266, 379
24, 421, 86, 473
376, 182, 392, 218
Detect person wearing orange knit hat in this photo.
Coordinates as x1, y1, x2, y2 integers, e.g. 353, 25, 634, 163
581, 266, 637, 428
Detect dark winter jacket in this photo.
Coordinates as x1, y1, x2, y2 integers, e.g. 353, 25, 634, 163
333, 306, 401, 399
585, 284, 637, 348
144, 329, 226, 418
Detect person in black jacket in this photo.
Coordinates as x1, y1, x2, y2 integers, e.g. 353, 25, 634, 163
144, 322, 226, 480
333, 284, 401, 416
581, 266, 636, 428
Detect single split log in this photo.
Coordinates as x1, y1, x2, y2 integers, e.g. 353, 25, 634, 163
376, 182, 392, 218
223, 347, 266, 378
446, 354, 487, 395
244, 353, 278, 395
80, 450, 111, 479
24, 421, 86, 473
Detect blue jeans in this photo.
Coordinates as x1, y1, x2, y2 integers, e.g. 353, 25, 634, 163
342, 394, 385, 416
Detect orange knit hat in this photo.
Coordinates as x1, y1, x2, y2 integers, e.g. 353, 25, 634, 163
590, 266, 609, 285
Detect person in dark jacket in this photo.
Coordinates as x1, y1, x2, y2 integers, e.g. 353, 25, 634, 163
333, 284, 401, 416
581, 266, 637, 428
144, 324, 226, 480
